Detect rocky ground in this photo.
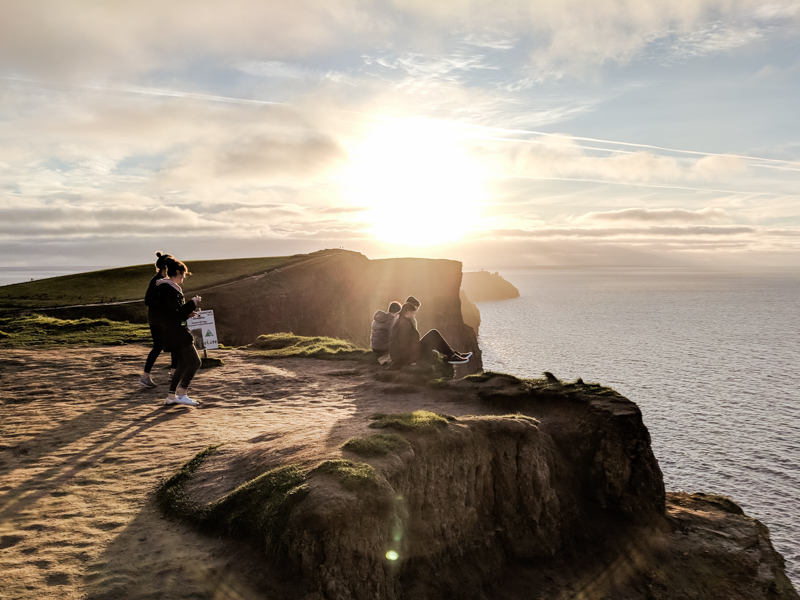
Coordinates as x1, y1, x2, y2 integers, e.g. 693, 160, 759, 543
0, 346, 796, 600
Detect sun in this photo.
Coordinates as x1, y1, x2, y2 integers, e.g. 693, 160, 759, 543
345, 118, 486, 246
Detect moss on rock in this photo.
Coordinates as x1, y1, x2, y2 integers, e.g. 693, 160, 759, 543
249, 333, 370, 361
313, 459, 380, 490
342, 433, 411, 458
368, 410, 454, 432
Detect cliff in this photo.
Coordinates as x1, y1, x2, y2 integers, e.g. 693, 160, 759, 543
461, 270, 520, 302
157, 361, 798, 600
14, 249, 484, 373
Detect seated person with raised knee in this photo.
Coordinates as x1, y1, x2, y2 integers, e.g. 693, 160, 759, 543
388, 300, 472, 369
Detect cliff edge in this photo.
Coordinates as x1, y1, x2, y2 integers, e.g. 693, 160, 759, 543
156, 358, 797, 600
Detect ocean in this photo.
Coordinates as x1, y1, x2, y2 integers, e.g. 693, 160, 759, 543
476, 267, 800, 585
0, 267, 101, 287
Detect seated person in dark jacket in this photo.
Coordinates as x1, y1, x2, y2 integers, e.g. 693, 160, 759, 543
370, 300, 402, 360
154, 257, 202, 407
388, 300, 472, 369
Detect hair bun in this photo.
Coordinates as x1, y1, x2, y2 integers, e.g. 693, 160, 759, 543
155, 251, 163, 257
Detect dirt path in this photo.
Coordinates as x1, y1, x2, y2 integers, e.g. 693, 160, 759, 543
0, 346, 485, 600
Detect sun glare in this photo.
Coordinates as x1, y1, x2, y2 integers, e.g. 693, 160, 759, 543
346, 118, 486, 246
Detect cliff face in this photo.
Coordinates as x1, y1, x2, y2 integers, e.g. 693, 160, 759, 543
197, 250, 482, 372
39, 249, 483, 373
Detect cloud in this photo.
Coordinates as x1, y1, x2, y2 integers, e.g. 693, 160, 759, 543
236, 60, 350, 83
1, 0, 794, 82
492, 136, 751, 184
160, 133, 344, 184
578, 207, 732, 224
486, 225, 755, 238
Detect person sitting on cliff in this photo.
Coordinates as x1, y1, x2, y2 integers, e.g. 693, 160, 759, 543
388, 300, 472, 369
370, 301, 402, 363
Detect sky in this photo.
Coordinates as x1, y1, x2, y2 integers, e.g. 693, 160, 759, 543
1, 0, 800, 270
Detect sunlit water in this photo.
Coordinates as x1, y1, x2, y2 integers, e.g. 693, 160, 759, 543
0, 267, 99, 287
477, 267, 800, 584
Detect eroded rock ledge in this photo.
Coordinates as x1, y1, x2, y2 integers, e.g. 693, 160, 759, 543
157, 370, 797, 600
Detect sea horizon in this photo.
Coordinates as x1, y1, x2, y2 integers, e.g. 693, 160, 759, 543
477, 266, 800, 586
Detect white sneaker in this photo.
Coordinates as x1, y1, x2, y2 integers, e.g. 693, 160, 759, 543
165, 395, 177, 405
175, 394, 199, 406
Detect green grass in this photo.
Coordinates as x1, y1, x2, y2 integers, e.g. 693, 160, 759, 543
156, 447, 309, 554
0, 313, 151, 348
155, 445, 220, 520
200, 356, 225, 369
368, 410, 454, 432
341, 433, 411, 458
204, 465, 309, 552
249, 333, 370, 361
313, 459, 380, 490
0, 256, 295, 309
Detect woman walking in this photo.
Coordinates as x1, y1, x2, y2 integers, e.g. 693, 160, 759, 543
155, 257, 202, 406
139, 251, 175, 388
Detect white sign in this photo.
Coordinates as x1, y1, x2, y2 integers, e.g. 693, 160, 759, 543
186, 309, 219, 350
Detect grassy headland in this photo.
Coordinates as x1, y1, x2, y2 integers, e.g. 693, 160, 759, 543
0, 313, 150, 348
0, 256, 295, 309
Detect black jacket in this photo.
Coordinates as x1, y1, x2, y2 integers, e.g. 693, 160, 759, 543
154, 281, 197, 351
389, 316, 420, 368
144, 273, 164, 324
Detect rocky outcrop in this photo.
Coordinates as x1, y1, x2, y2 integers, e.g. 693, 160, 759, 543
154, 369, 783, 600
461, 270, 520, 302
460, 289, 481, 333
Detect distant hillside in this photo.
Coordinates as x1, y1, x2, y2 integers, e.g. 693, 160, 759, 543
3, 249, 483, 373
0, 256, 295, 310
461, 270, 520, 302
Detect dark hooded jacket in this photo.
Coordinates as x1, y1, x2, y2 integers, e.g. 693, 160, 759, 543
370, 310, 397, 352
154, 279, 197, 351
388, 315, 420, 368
144, 273, 165, 325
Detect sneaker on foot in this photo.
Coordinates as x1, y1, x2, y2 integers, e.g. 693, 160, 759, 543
138, 375, 156, 388
175, 394, 199, 406
446, 354, 469, 364
457, 352, 473, 360
165, 395, 177, 405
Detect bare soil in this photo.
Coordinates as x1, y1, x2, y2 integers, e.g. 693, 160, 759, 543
0, 346, 486, 600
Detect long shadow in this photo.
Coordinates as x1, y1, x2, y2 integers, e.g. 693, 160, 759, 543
0, 402, 187, 522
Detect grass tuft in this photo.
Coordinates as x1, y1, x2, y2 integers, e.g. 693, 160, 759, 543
341, 433, 411, 458
204, 465, 309, 552
368, 410, 454, 432
200, 356, 225, 369
156, 449, 309, 554
0, 313, 150, 348
249, 333, 370, 361
155, 445, 220, 520
313, 459, 380, 490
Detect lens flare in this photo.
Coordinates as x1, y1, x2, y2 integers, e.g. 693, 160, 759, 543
385, 550, 399, 561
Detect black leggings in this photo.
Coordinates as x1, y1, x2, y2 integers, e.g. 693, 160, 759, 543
170, 344, 201, 394
419, 329, 454, 360
144, 324, 177, 374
